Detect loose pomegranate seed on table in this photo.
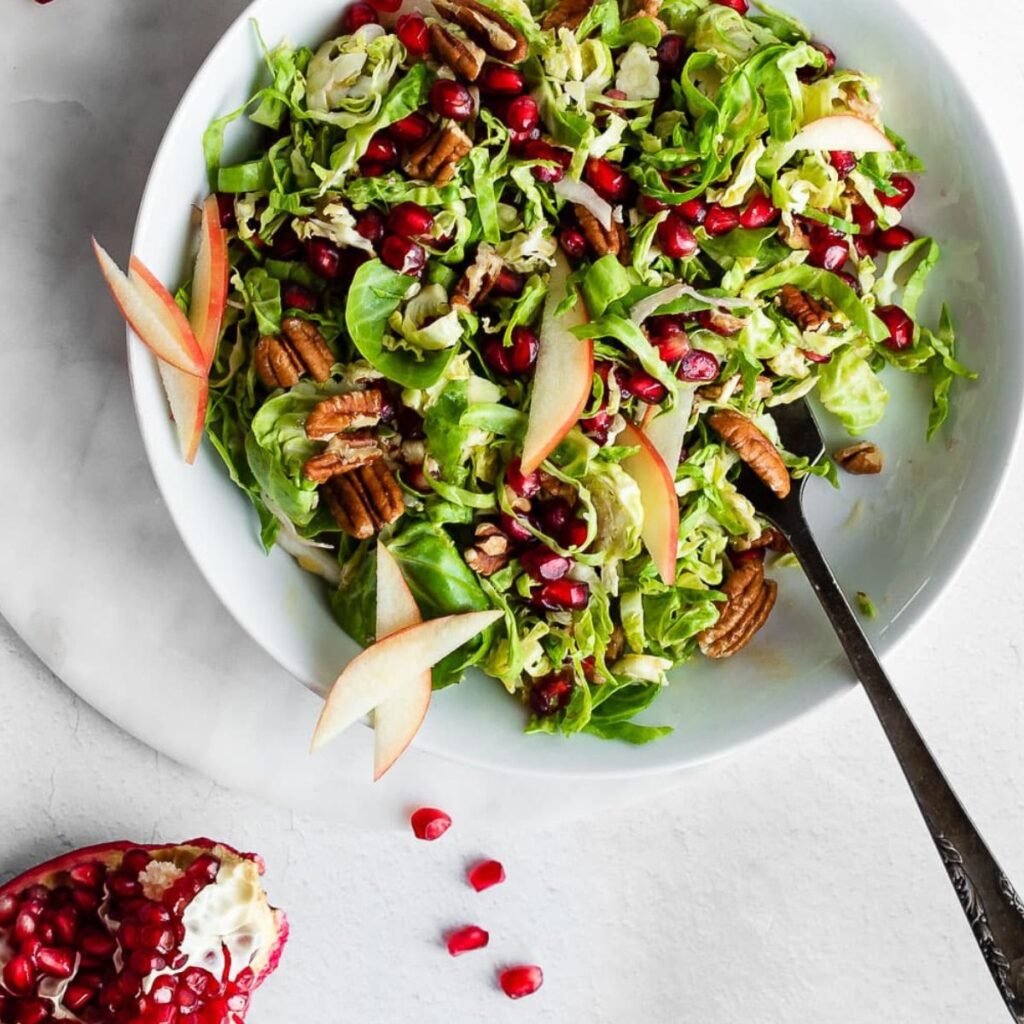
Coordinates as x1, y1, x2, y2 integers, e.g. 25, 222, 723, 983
430, 80, 474, 121
388, 111, 433, 146
875, 225, 915, 251
467, 859, 506, 892
703, 204, 740, 236
499, 964, 545, 999
738, 192, 780, 229
447, 925, 490, 957
410, 807, 452, 841
875, 304, 915, 350
877, 173, 916, 209
657, 214, 699, 259
342, 2, 378, 33
380, 234, 426, 275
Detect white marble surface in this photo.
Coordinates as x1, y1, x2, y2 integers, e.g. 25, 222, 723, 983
1, 1, 1023, 1022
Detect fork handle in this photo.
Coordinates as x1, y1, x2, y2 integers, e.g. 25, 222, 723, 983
784, 518, 1024, 1020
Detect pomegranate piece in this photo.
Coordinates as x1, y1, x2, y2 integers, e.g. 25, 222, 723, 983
851, 202, 878, 237
499, 964, 545, 999
491, 266, 525, 298
342, 2, 378, 33
657, 214, 699, 259
215, 193, 236, 230
738, 192, 780, 229
654, 328, 690, 364
0, 839, 286, 1024
500, 510, 534, 545
479, 62, 525, 96
829, 150, 857, 178
268, 223, 301, 260
677, 349, 720, 382
703, 204, 740, 236
509, 326, 540, 373
676, 197, 708, 225
536, 497, 571, 537
467, 859, 506, 893
520, 139, 571, 183
533, 578, 590, 611
585, 158, 630, 203
875, 304, 915, 351
561, 517, 589, 549
559, 226, 587, 260
366, 0, 401, 12
875, 225, 915, 252
380, 234, 427, 276
430, 80, 474, 121
447, 926, 490, 957
712, 0, 749, 11
483, 338, 513, 375
410, 808, 452, 841
807, 225, 848, 271
581, 408, 612, 444
529, 671, 575, 716
363, 133, 398, 167
656, 34, 686, 77
695, 310, 743, 337
506, 457, 541, 498
638, 193, 670, 215
389, 111, 433, 147
387, 201, 434, 240
354, 209, 386, 245
520, 545, 572, 582
798, 40, 837, 82
305, 237, 342, 279
395, 11, 431, 57
502, 95, 540, 135
621, 369, 669, 404
877, 173, 916, 209
281, 282, 318, 313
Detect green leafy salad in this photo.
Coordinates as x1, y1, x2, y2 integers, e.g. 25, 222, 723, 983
191, 0, 973, 744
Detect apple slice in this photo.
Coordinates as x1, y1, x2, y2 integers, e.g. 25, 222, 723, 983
520, 252, 593, 474
620, 421, 680, 586
643, 384, 695, 473
790, 114, 895, 154
190, 195, 230, 369
310, 609, 502, 754
372, 544, 431, 780
93, 239, 205, 376
158, 363, 209, 464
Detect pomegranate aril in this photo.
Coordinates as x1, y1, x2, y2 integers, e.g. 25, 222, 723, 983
521, 139, 570, 183
492, 267, 525, 298
0, 893, 18, 925
854, 233, 878, 259
79, 929, 117, 959
3, 955, 37, 995
215, 193, 236, 229
499, 964, 544, 999
69, 863, 106, 890
63, 982, 98, 1012
533, 578, 589, 611
500, 511, 533, 544
467, 860, 506, 892
447, 925, 489, 957
71, 888, 100, 912
875, 304, 914, 351
677, 349, 720, 382
142, 924, 176, 953
364, 133, 398, 167
739, 192, 780, 229
677, 197, 708, 225
585, 157, 630, 203
798, 40, 836, 82
392, 13, 431, 57
559, 227, 587, 259
342, 2, 378, 33
507, 457, 541, 498
875, 225, 915, 252
305, 237, 342, 279
53, 906, 78, 945
35, 946, 76, 978
13, 998, 49, 1024
387, 201, 434, 240
657, 214, 698, 259
529, 672, 574, 716
851, 202, 877, 236
638, 193, 670, 215
877, 174, 915, 209
835, 270, 861, 294
622, 370, 668, 404
358, 160, 389, 178
562, 517, 589, 549
712, 0, 749, 12
509, 326, 539, 372
389, 111, 433, 146
281, 282, 318, 313
829, 150, 857, 178
655, 328, 691, 364
479, 62, 525, 95
430, 79, 474, 121
808, 227, 848, 271
520, 545, 571, 582
503, 94, 540, 134
703, 204, 740, 236
482, 338, 513, 375
367, 0, 401, 11
14, 910, 38, 943
656, 34, 686, 77
380, 234, 426, 275
130, 950, 167, 976
536, 497, 571, 536
802, 348, 831, 364
410, 807, 452, 841
581, 409, 612, 444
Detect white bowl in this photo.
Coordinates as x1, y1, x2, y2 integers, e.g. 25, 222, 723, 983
129, 0, 1024, 778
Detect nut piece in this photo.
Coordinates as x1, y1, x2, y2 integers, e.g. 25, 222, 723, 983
322, 460, 405, 540
777, 285, 831, 332
463, 521, 511, 576
405, 124, 474, 186
834, 440, 883, 475
254, 319, 335, 390
698, 560, 778, 659
703, 309, 747, 336
306, 390, 384, 441
433, 0, 528, 64
282, 317, 334, 382
451, 248, 505, 310
698, 374, 773, 404
575, 204, 619, 257
255, 336, 303, 389
708, 409, 792, 499
731, 526, 789, 554
304, 431, 382, 483
542, 0, 593, 31
429, 24, 486, 81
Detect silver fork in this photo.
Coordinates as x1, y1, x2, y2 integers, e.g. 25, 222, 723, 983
738, 398, 1024, 1020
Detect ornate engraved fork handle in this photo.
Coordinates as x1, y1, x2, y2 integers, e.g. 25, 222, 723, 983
782, 515, 1024, 1021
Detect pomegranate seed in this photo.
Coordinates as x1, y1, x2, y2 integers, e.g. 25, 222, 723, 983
503, 95, 540, 134
446, 925, 489, 957
807, 226, 848, 271
829, 150, 857, 178
305, 237, 342, 279
520, 546, 571, 581
467, 860, 506, 892
364, 133, 398, 167
851, 203, 877, 236
14, 999, 48, 1024
358, 160, 389, 178
739, 192, 780, 229
585, 158, 630, 203
647, 313, 686, 341
529, 672, 574, 716
875, 225, 915, 252
536, 497, 571, 536
71, 888, 100, 912
854, 233, 878, 259
51, 906, 78, 945
268, 224, 301, 261
492, 267, 525, 298
63, 982, 98, 1012
389, 111, 433, 146
0, 893, 18, 925
875, 304, 914, 351
500, 511, 534, 544
509, 326, 539, 372
79, 930, 117, 958
562, 518, 589, 548
479, 62, 525, 95
622, 369, 668, 403
507, 458, 540, 497
387, 201, 434, 240
482, 338, 513, 375
281, 282, 318, 313
656, 330, 691, 363
677, 349, 720, 382
834, 270, 861, 294
521, 139, 570, 183
3, 955, 36, 995
430, 80, 474, 121
798, 40, 837, 82
394, 12, 431, 57
533, 578, 589, 611
380, 234, 426, 275
36, 945, 76, 978
638, 194, 670, 215
410, 807, 452, 841
559, 227, 587, 259
121, 921, 143, 949
350, 210, 383, 245
703, 204, 740, 236
366, 0, 401, 11
14, 910, 38, 943
509, 125, 541, 148
802, 348, 831, 364
676, 197, 708, 225
657, 214, 699, 259
877, 174, 915, 209
214, 193, 236, 229
656, 34, 686, 77
342, 2, 378, 33
694, 310, 742, 337
581, 409, 612, 444
142, 924, 176, 954
499, 964, 544, 999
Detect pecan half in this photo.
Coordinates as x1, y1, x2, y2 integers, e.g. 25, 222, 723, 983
306, 391, 384, 441
731, 526, 789, 554
703, 309, 747, 336
698, 374, 773, 404
322, 460, 405, 540
282, 317, 334, 381
451, 248, 505, 310
434, 0, 528, 64
834, 440, 883, 475
405, 124, 473, 185
429, 24, 486, 81
542, 0, 593, 31
575, 204, 619, 257
777, 285, 831, 332
464, 521, 511, 576
303, 431, 382, 483
254, 336, 302, 389
708, 409, 791, 499
698, 560, 778, 659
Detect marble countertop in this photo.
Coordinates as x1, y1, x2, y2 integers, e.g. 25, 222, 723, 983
2, 1, 1023, 1021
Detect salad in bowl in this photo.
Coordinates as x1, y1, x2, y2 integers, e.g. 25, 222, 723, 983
97, 0, 973, 774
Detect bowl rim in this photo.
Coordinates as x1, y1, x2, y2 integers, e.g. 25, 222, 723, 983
126, 0, 1024, 780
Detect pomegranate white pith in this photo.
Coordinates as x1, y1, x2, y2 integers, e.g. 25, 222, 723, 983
0, 839, 287, 1024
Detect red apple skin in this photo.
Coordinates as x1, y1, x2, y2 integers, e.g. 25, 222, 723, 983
128, 256, 207, 372
619, 421, 680, 586
190, 195, 230, 369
